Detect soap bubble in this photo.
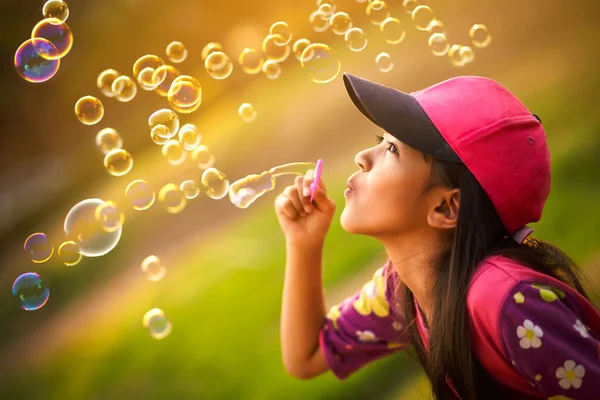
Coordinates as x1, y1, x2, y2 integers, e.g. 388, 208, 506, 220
191, 145, 215, 170
133, 55, 164, 79
309, 10, 330, 33
141, 255, 166, 282
345, 28, 368, 52
97, 69, 120, 97
427, 19, 445, 35
238, 103, 257, 123
95, 201, 124, 233
42, 0, 69, 22
167, 75, 201, 113
262, 34, 291, 63
402, 0, 419, 14
32, 18, 73, 59
178, 123, 201, 151
205, 51, 233, 80
366, 1, 390, 26
238, 48, 264, 75
64, 198, 122, 257
142, 308, 172, 339
158, 183, 187, 214
201, 168, 230, 200
317, 4, 334, 19
58, 241, 82, 266
469, 24, 491, 48
412, 5, 435, 31
12, 272, 49, 311
201, 42, 224, 60
104, 148, 133, 177
448, 44, 465, 67
380, 17, 406, 44
429, 33, 450, 56
95, 128, 123, 155
24, 233, 53, 263
111, 75, 137, 102
152, 64, 180, 97
269, 21, 292, 46
459, 46, 475, 65
262, 60, 282, 80
75, 96, 104, 125
180, 180, 200, 199
376, 52, 394, 72
228, 172, 276, 209
300, 43, 340, 84
149, 109, 179, 139
330, 12, 352, 35
150, 126, 170, 145
292, 39, 311, 61
137, 67, 159, 91
166, 41, 188, 63
14, 38, 59, 83
161, 140, 187, 166
126, 179, 155, 211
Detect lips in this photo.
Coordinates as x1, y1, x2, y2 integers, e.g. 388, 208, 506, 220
345, 180, 355, 195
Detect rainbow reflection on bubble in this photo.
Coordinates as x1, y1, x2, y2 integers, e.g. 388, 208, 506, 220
24, 232, 54, 263
12, 272, 50, 311
14, 38, 60, 83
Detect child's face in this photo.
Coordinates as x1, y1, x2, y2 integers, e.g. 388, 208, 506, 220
340, 132, 453, 238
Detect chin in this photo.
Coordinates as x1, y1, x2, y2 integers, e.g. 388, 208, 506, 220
340, 208, 364, 234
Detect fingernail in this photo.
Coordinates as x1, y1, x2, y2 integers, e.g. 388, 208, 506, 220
303, 187, 310, 197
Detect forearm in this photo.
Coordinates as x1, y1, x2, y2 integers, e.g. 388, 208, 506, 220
280, 240, 327, 373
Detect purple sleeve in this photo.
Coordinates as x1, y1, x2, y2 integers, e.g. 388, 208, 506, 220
319, 263, 409, 380
500, 281, 600, 399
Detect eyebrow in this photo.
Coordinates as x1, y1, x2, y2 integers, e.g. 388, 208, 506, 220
384, 132, 430, 162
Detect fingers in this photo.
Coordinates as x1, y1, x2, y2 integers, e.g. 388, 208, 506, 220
295, 176, 313, 213
311, 187, 336, 214
275, 185, 305, 220
301, 169, 327, 200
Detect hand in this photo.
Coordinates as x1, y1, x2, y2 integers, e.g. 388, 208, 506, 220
274, 169, 336, 246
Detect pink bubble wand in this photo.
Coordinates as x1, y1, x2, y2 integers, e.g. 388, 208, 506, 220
310, 159, 323, 203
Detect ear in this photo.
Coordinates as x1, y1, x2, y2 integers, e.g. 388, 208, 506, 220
427, 188, 460, 230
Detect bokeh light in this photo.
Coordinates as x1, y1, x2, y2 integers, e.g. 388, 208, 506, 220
12, 272, 50, 311
14, 38, 60, 83
24, 233, 53, 263
103, 148, 133, 177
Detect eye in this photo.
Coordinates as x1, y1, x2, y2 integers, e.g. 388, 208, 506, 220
376, 135, 398, 154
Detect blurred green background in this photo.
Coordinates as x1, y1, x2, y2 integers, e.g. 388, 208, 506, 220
1, 0, 599, 399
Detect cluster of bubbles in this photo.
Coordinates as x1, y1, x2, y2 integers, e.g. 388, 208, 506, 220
14, 1, 72, 83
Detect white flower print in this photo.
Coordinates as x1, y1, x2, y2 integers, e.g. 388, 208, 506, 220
392, 321, 403, 331
555, 360, 585, 389
573, 319, 590, 338
517, 319, 543, 349
356, 330, 378, 342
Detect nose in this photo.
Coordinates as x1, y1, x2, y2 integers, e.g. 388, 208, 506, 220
354, 148, 372, 171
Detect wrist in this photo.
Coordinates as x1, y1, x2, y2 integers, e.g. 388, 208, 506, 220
286, 237, 325, 252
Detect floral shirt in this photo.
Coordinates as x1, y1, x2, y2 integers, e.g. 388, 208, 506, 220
318, 255, 600, 399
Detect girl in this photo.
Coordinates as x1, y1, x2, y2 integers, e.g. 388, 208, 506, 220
275, 73, 600, 400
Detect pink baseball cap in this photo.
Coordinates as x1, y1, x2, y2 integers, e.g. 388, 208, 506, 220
343, 73, 551, 239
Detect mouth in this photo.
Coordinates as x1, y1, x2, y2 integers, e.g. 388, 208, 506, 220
344, 181, 355, 196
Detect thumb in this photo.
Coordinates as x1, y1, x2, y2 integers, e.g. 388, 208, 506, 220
311, 188, 335, 214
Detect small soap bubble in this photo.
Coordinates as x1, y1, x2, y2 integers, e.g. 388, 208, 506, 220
142, 308, 172, 339
191, 145, 215, 170
137, 67, 158, 91
201, 42, 224, 60
141, 255, 166, 282
42, 0, 69, 22
64, 198, 122, 257
402, 0, 419, 14
57, 241, 82, 266
180, 180, 200, 199
238, 48, 264, 75
158, 183, 187, 214
150, 126, 170, 145
126, 179, 155, 210
376, 52, 394, 72
205, 51, 233, 80
292, 39, 311, 61
97, 69, 120, 97
162, 140, 187, 166
427, 19, 445, 35
269, 21, 292, 46
167, 75, 201, 113
380, 17, 406, 44
309, 10, 330, 33
149, 109, 180, 139
316, 0, 336, 11
133, 55, 165, 79
12, 272, 49, 311
448, 44, 463, 67
412, 5, 435, 31
459, 46, 475, 65
95, 128, 123, 155
111, 75, 137, 102
238, 103, 257, 123
24, 233, 53, 263
469, 24, 491, 48
166, 41, 188, 63
95, 201, 124, 233
262, 60, 282, 80
32, 18, 73, 59
262, 34, 291, 63
14, 38, 59, 83
345, 28, 368, 52
104, 148, 133, 177
152, 64, 180, 97
317, 4, 335, 19
178, 123, 201, 151
366, 1, 390, 26
201, 168, 230, 200
330, 12, 352, 36
301, 43, 340, 84
75, 96, 104, 125
428, 33, 450, 56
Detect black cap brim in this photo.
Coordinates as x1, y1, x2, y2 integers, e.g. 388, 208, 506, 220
343, 73, 462, 163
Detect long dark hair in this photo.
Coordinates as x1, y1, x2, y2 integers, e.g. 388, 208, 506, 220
396, 156, 599, 400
